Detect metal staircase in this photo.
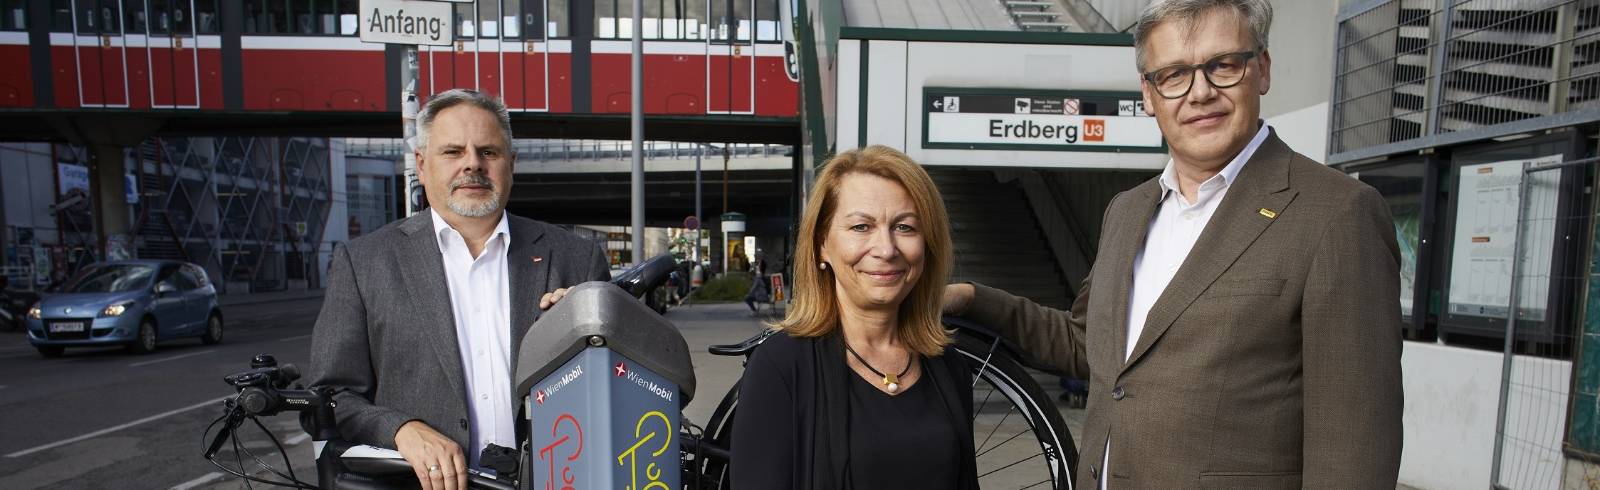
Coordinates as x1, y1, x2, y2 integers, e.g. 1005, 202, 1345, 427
1002, 0, 1076, 32
929, 169, 1072, 311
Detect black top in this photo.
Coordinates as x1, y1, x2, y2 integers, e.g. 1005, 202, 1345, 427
729, 332, 979, 490
846, 363, 959, 490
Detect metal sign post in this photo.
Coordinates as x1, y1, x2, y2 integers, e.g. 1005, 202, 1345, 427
359, 0, 455, 217
630, 0, 645, 264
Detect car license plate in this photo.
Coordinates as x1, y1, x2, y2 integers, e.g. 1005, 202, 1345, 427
50, 322, 85, 333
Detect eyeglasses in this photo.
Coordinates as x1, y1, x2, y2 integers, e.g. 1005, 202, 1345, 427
1141, 51, 1258, 99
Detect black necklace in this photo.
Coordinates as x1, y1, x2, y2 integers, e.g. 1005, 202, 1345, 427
843, 342, 913, 393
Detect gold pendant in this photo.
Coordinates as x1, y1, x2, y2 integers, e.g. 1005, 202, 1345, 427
883, 373, 899, 393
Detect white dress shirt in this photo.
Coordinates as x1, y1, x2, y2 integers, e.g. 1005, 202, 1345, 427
1100, 125, 1269, 488
431, 209, 514, 470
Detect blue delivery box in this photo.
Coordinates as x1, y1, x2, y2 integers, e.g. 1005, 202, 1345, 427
513, 281, 696, 490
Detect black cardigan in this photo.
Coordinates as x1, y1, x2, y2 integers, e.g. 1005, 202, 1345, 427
728, 331, 980, 490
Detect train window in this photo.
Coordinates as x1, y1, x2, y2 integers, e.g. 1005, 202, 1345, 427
125, 0, 144, 33
338, 0, 356, 35
755, 0, 777, 42
2, 0, 25, 30
708, 0, 748, 42
546, 0, 566, 37
516, 0, 543, 40
595, 0, 616, 39
500, 0, 518, 38
75, 0, 121, 34
52, 0, 71, 32
478, 0, 498, 37
659, 0, 706, 40
454, 1, 472, 38
195, 0, 216, 33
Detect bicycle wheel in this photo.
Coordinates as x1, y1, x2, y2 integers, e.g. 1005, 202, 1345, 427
695, 330, 1077, 490
953, 331, 1079, 490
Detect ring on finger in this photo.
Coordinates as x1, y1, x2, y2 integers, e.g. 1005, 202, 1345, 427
428, 464, 441, 473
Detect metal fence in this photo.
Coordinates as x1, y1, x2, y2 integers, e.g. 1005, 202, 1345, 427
1331, 0, 1600, 164
1493, 155, 1598, 489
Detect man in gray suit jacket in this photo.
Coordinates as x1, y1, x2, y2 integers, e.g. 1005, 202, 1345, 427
945, 1, 1403, 488
308, 89, 609, 490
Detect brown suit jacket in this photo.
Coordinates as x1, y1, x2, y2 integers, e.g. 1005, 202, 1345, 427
966, 130, 1404, 489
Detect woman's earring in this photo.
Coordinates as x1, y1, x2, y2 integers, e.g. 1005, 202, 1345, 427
819, 262, 828, 270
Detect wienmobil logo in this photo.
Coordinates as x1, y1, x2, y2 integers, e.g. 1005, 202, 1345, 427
616, 411, 673, 490
538, 364, 584, 405
624, 369, 673, 403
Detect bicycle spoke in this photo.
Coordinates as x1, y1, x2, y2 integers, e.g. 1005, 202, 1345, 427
976, 404, 1016, 453
977, 452, 1045, 479
975, 427, 1038, 458
973, 381, 1000, 422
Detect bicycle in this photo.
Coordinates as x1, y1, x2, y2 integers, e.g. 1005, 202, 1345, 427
204, 255, 1078, 489
684, 317, 1079, 490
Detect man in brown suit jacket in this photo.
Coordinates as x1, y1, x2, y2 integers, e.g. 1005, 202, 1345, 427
944, 1, 1403, 488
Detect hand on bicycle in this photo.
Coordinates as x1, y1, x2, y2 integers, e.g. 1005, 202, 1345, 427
394, 420, 467, 490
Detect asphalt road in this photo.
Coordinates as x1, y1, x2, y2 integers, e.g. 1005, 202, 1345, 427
0, 297, 324, 490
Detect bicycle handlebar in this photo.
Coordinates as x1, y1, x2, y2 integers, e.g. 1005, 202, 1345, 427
608, 254, 677, 297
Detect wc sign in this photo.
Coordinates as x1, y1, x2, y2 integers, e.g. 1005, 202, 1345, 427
922, 88, 1164, 152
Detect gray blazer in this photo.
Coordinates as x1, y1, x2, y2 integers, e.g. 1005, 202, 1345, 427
307, 212, 610, 450
966, 130, 1404, 489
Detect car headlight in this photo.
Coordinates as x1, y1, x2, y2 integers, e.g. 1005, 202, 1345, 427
102, 302, 132, 317
27, 304, 40, 319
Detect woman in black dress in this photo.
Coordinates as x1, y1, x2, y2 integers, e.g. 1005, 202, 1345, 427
730, 146, 978, 489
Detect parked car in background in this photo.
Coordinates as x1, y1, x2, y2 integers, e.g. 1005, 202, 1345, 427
25, 260, 222, 357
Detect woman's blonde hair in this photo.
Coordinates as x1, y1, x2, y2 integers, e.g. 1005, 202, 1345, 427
776, 145, 953, 357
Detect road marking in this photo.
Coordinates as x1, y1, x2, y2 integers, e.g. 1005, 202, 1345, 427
285, 433, 311, 445
129, 349, 217, 368
279, 334, 313, 343
5, 395, 231, 458
169, 472, 225, 490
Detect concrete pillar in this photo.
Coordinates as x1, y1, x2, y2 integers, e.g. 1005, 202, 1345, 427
90, 144, 130, 260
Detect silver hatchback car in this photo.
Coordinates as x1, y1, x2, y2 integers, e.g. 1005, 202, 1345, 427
25, 260, 223, 357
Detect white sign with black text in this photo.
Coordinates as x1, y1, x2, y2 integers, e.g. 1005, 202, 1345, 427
926, 112, 1163, 149
358, 0, 453, 46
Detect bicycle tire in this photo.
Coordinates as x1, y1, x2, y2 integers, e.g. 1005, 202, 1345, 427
952, 331, 1078, 490
691, 329, 1078, 490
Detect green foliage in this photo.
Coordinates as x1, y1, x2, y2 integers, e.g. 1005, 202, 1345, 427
695, 271, 752, 302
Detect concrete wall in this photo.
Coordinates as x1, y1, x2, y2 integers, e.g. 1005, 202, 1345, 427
1400, 342, 1570, 490
1260, 0, 1339, 161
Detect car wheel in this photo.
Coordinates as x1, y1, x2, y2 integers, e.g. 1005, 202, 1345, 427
129, 319, 158, 354
35, 346, 63, 358
201, 314, 223, 345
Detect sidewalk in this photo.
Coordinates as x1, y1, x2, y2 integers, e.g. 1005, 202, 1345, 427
217, 288, 325, 307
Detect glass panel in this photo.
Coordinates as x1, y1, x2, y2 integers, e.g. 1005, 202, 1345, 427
755, 0, 776, 41
546, 0, 565, 37
52, 0, 73, 32
519, 0, 542, 40
147, 0, 168, 34
2, 0, 25, 30
123, 0, 141, 33
337, 0, 356, 35
478, 0, 498, 37
1351, 161, 1426, 320
595, 0, 615, 38
501, 0, 519, 38
454, 2, 472, 38
196, 0, 216, 33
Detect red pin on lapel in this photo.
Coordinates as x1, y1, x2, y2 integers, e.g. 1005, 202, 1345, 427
532, 256, 544, 263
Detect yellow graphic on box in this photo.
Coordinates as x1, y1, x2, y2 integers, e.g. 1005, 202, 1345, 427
616, 411, 673, 490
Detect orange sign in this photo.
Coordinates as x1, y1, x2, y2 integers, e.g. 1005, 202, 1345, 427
769, 273, 785, 302
1083, 119, 1106, 142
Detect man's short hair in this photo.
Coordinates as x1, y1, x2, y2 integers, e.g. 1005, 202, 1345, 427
1133, 0, 1273, 72
415, 88, 515, 155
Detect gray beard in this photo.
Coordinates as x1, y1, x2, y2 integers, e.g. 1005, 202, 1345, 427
447, 191, 501, 218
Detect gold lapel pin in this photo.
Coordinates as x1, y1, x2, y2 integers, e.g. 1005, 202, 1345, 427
1258, 208, 1278, 219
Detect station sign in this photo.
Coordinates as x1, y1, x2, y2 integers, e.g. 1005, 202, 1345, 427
922, 88, 1165, 153
358, 0, 453, 46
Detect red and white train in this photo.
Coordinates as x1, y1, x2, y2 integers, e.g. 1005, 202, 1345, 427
0, 0, 798, 117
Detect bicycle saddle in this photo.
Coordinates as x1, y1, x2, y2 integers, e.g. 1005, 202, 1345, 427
708, 328, 779, 357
